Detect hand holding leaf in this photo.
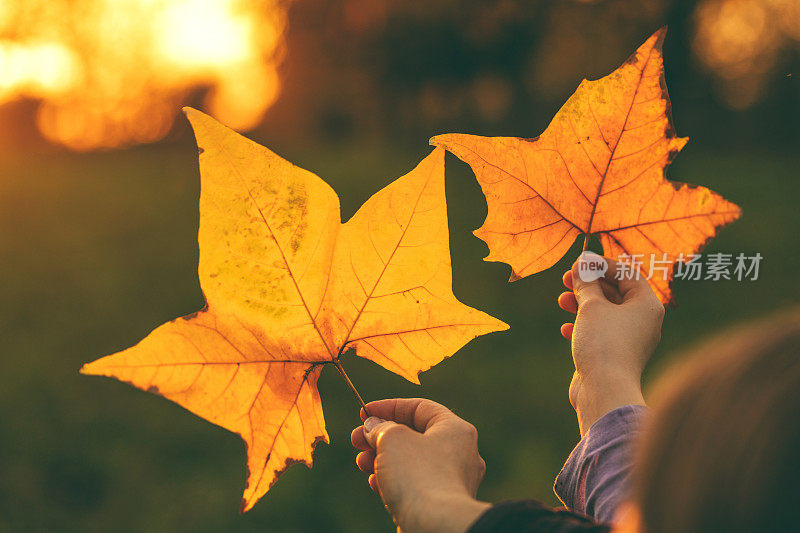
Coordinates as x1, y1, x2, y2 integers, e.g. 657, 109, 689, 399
82, 109, 507, 511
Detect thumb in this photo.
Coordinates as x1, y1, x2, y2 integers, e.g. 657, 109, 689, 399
363, 416, 402, 449
571, 251, 609, 307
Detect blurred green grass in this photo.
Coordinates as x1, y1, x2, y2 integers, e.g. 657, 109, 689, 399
0, 138, 797, 532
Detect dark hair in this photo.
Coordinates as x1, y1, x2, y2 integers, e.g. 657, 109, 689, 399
634, 310, 800, 533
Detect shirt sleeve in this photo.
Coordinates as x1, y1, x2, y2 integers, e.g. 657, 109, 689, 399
553, 405, 648, 523
467, 500, 611, 533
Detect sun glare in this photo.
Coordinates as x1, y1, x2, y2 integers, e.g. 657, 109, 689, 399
693, 0, 800, 108
0, 0, 289, 151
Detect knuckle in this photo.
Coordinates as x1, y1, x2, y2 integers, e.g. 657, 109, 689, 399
381, 424, 404, 438
477, 456, 486, 477
637, 297, 664, 320
420, 398, 440, 408
375, 424, 405, 447
460, 421, 479, 441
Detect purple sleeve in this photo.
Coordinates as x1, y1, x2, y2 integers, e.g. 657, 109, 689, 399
553, 405, 648, 524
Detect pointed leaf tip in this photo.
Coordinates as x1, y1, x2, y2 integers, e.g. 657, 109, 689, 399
181, 106, 201, 119
79, 360, 98, 375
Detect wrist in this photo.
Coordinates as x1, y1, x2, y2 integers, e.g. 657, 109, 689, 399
398, 489, 490, 533
570, 371, 644, 436
579, 367, 643, 396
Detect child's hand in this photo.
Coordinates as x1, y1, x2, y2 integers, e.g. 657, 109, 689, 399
558, 252, 664, 435
351, 398, 490, 533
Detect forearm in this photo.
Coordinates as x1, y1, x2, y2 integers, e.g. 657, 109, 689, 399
398, 491, 491, 533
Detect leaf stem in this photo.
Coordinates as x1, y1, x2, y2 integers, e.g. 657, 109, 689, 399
332, 359, 370, 416
581, 233, 590, 252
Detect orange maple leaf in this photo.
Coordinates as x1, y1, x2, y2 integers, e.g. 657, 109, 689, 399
431, 28, 741, 304
81, 109, 507, 511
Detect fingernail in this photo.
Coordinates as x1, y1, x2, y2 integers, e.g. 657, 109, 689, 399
364, 417, 384, 433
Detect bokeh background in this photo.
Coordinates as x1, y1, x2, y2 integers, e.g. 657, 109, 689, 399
1, 0, 798, 531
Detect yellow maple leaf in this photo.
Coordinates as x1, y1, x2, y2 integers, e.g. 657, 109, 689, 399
82, 108, 508, 511
432, 29, 741, 304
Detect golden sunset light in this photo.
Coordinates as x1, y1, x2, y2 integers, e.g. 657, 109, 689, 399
0, 0, 289, 150
693, 0, 800, 108
2, 3, 799, 531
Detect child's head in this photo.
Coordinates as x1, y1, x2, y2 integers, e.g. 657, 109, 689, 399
632, 310, 800, 533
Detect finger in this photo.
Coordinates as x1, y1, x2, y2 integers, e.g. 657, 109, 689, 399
562, 270, 574, 290
570, 252, 609, 307
603, 257, 659, 305
363, 417, 411, 449
363, 398, 453, 432
561, 322, 574, 340
356, 450, 376, 473
360, 408, 368, 422
558, 291, 577, 314
599, 278, 623, 304
351, 425, 371, 451
368, 474, 379, 493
